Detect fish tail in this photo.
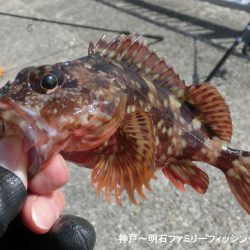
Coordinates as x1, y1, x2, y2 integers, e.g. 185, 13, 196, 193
219, 149, 250, 214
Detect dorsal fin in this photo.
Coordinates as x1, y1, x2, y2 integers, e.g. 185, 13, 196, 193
185, 82, 232, 142
88, 41, 95, 55
90, 34, 186, 92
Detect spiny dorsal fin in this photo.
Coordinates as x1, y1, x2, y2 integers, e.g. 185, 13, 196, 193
90, 34, 186, 92
88, 41, 95, 55
185, 82, 232, 142
91, 110, 157, 205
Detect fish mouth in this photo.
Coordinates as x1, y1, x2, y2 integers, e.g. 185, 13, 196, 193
0, 93, 128, 177
0, 96, 50, 178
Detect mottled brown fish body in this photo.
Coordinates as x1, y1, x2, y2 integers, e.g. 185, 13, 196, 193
1, 34, 250, 214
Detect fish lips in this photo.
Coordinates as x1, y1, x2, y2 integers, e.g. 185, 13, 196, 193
0, 96, 50, 178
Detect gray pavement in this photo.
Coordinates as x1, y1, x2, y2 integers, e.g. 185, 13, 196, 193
0, 0, 250, 249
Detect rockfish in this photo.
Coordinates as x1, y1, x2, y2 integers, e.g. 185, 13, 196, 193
0, 35, 250, 213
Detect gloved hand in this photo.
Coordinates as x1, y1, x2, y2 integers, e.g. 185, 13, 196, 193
0, 138, 96, 250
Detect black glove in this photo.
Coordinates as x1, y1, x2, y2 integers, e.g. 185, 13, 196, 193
0, 166, 96, 250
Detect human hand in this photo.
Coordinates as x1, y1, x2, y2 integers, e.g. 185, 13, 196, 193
0, 138, 96, 250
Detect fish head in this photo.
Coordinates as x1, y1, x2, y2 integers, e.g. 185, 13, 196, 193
0, 60, 126, 176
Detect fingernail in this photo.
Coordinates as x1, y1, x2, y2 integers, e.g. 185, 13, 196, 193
31, 196, 57, 231
58, 154, 69, 177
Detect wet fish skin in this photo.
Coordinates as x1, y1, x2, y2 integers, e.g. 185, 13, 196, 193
0, 34, 250, 214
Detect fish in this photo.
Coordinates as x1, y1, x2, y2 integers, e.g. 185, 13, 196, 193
0, 34, 250, 213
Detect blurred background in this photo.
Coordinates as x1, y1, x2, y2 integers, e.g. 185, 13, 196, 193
0, 0, 250, 249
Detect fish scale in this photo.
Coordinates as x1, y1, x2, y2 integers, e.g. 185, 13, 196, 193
0, 34, 250, 214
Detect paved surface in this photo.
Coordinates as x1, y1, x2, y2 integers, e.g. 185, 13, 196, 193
0, 0, 250, 249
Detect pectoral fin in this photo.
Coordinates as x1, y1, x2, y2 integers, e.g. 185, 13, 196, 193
91, 111, 157, 205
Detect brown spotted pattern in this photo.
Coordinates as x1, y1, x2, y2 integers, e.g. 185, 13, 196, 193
1, 34, 250, 214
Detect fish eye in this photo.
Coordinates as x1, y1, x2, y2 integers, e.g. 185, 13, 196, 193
28, 66, 64, 94
40, 73, 58, 90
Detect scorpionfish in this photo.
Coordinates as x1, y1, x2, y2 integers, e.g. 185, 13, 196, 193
0, 34, 250, 213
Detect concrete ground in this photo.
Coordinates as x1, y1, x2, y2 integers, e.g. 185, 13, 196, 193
0, 0, 250, 249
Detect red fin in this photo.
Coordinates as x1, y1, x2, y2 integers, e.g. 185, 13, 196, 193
92, 34, 186, 93
91, 111, 157, 205
225, 156, 250, 214
185, 82, 232, 142
162, 160, 209, 194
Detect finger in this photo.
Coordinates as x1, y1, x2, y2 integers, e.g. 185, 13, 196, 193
0, 217, 42, 249
46, 215, 96, 250
0, 137, 28, 187
21, 190, 65, 234
0, 215, 96, 250
28, 154, 69, 194
0, 167, 27, 237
